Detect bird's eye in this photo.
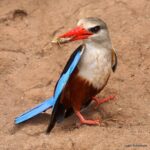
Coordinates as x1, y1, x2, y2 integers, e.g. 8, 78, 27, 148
89, 26, 101, 33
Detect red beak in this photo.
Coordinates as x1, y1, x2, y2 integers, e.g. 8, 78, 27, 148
52, 26, 92, 44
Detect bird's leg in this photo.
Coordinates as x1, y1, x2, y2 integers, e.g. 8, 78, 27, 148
92, 95, 115, 108
74, 110, 100, 125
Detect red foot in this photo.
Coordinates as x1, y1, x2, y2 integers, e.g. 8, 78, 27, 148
80, 119, 100, 125
75, 111, 100, 125
93, 95, 116, 108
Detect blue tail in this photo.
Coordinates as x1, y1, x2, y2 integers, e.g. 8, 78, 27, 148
15, 97, 54, 124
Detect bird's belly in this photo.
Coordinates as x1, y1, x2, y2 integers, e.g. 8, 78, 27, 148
77, 52, 111, 90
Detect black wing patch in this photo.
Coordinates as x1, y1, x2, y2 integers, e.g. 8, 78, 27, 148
46, 45, 84, 134
112, 49, 118, 72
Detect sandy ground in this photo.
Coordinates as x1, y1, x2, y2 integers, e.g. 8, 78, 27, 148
0, 0, 150, 149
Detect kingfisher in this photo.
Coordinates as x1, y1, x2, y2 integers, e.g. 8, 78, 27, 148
15, 17, 117, 133
46, 17, 118, 133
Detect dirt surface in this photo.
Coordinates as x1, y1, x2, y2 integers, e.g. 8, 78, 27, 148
0, 0, 150, 149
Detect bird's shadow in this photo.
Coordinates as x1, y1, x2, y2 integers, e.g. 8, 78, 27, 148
12, 102, 117, 135
12, 113, 51, 134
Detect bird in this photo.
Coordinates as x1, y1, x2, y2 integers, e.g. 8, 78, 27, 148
46, 17, 117, 133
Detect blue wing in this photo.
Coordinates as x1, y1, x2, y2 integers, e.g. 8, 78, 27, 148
15, 45, 84, 124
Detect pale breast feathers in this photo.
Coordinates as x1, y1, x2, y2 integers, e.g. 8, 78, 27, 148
77, 45, 112, 89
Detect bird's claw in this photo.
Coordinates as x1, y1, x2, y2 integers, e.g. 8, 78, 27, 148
80, 119, 100, 126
